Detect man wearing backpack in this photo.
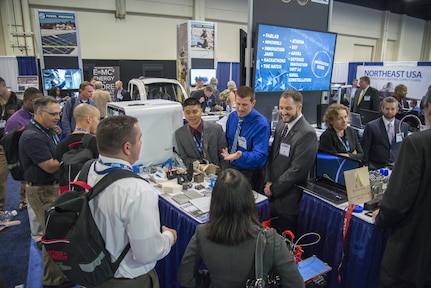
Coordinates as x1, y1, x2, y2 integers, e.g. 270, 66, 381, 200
56, 104, 100, 193
86, 115, 177, 287
61, 81, 97, 135
19, 96, 73, 288
4, 87, 43, 212
0, 77, 22, 214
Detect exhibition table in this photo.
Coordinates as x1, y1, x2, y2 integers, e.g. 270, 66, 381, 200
297, 192, 388, 288
155, 194, 270, 288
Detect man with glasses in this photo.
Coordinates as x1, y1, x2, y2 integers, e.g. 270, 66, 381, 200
61, 81, 97, 135
19, 96, 73, 288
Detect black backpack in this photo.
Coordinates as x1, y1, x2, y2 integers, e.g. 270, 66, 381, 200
59, 134, 95, 190
0, 123, 35, 181
42, 160, 145, 287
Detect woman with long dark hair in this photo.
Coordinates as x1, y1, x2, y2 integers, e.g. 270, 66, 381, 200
178, 168, 304, 287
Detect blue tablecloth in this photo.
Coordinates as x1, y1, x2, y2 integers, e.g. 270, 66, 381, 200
297, 192, 388, 288
156, 196, 270, 288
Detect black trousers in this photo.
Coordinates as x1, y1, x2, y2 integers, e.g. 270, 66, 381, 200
233, 167, 264, 193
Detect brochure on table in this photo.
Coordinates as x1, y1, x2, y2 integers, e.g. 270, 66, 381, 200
141, 171, 267, 223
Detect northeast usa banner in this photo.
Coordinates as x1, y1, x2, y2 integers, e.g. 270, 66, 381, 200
356, 65, 431, 100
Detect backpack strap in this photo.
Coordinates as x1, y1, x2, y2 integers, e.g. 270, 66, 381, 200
81, 134, 93, 148
76, 163, 146, 269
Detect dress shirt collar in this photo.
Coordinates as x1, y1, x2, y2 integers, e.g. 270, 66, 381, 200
96, 155, 133, 170
189, 120, 203, 135
382, 116, 395, 131
286, 114, 303, 131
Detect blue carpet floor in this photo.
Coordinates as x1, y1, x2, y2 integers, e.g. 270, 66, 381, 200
0, 175, 80, 288
0, 174, 30, 288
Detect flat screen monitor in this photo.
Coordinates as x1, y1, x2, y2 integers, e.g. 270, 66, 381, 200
42, 68, 82, 91
315, 152, 362, 188
190, 69, 216, 86
254, 24, 337, 92
360, 108, 380, 125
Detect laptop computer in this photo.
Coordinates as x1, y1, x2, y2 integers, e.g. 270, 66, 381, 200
299, 152, 363, 204
350, 112, 364, 129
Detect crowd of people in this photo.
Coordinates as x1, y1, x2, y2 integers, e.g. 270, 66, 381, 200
1, 74, 431, 287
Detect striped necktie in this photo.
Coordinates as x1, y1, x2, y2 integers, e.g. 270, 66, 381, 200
275, 123, 288, 149
230, 119, 243, 154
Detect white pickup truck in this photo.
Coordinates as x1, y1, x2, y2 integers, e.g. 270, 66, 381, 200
128, 77, 188, 103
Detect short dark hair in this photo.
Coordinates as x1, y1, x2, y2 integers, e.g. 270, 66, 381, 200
236, 86, 255, 102
33, 96, 59, 113
360, 76, 371, 85
280, 89, 303, 105
204, 86, 213, 93
97, 115, 138, 155
206, 168, 261, 245
381, 96, 398, 108
23, 87, 42, 100
183, 97, 201, 108
79, 81, 93, 91
0, 77, 5, 86
395, 84, 407, 95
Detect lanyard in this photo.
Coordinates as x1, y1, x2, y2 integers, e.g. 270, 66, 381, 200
337, 134, 350, 153
192, 131, 205, 159
74, 127, 89, 133
30, 119, 59, 145
94, 157, 133, 175
206, 98, 212, 109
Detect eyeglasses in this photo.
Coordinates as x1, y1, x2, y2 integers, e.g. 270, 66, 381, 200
41, 110, 61, 117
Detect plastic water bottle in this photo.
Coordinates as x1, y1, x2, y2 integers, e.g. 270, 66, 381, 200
0, 210, 17, 222
271, 106, 279, 131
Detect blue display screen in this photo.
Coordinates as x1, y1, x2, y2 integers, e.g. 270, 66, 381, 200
315, 152, 361, 187
254, 24, 337, 92
42, 68, 82, 91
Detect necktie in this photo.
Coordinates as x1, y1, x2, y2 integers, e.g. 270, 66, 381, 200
357, 89, 365, 105
275, 123, 289, 149
387, 122, 394, 144
194, 130, 201, 143
280, 124, 289, 141
230, 119, 243, 154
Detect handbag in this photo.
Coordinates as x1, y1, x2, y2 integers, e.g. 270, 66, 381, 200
246, 229, 281, 288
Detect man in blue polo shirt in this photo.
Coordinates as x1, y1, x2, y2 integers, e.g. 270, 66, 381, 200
221, 85, 270, 192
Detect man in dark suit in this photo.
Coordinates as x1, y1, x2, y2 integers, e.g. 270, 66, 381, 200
175, 97, 227, 168
351, 76, 380, 113
361, 96, 409, 170
113, 80, 131, 101
264, 89, 318, 234
374, 90, 431, 288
